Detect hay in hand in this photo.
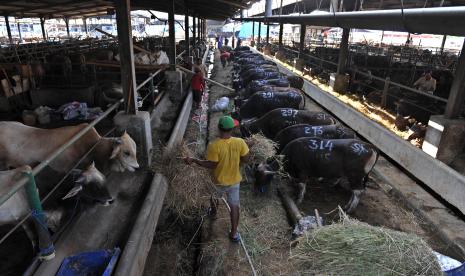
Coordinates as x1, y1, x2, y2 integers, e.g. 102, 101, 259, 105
244, 133, 278, 164
290, 210, 442, 276
154, 143, 214, 220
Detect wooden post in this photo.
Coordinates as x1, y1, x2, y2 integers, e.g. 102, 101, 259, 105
192, 15, 196, 44
381, 77, 390, 107
65, 17, 70, 38
278, 22, 283, 48
337, 28, 350, 74
40, 18, 47, 41
115, 0, 137, 114
168, 0, 176, 70
299, 24, 306, 54
184, 9, 189, 53
5, 16, 12, 44
444, 40, 465, 119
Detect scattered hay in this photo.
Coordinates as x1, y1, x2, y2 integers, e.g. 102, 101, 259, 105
290, 210, 442, 276
153, 143, 214, 220
244, 133, 278, 164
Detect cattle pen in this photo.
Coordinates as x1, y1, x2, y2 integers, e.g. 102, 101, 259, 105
1, 1, 465, 275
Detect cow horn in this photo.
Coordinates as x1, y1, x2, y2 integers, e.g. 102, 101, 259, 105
62, 185, 83, 200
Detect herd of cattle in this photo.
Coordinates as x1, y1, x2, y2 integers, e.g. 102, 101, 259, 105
0, 121, 139, 250
259, 42, 458, 133
232, 46, 379, 213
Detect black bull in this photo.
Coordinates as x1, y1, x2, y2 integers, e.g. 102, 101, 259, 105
274, 124, 357, 152
239, 91, 305, 119
241, 108, 336, 139
257, 137, 379, 213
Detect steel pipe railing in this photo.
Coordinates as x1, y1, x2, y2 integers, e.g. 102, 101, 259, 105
276, 45, 448, 103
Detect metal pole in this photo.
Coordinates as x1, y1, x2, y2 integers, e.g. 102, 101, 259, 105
17, 22, 22, 42
337, 28, 350, 74
197, 17, 201, 41
440, 35, 447, 54
232, 25, 235, 48
192, 15, 196, 44
168, 0, 176, 70
115, 0, 138, 114
299, 24, 306, 54
278, 22, 283, 47
24, 173, 55, 260
83, 17, 88, 34
184, 9, 189, 53
445, 40, 465, 118
252, 21, 255, 44
258, 22, 261, 43
4, 16, 12, 44
40, 18, 46, 41
65, 17, 70, 38
266, 23, 270, 44
265, 0, 273, 17
203, 19, 207, 40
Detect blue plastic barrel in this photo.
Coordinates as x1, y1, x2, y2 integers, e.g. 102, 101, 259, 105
56, 247, 120, 276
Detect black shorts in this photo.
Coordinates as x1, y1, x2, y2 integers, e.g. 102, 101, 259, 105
193, 89, 203, 103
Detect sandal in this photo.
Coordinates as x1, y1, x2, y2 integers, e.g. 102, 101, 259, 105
229, 232, 241, 243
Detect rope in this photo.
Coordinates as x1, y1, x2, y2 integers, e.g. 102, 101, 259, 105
220, 197, 258, 276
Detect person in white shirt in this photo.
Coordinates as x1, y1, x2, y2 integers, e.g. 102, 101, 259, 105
413, 71, 436, 94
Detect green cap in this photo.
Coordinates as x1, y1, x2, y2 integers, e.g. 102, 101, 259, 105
218, 116, 235, 130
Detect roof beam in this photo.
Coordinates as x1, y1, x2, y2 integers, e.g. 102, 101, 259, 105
234, 7, 465, 36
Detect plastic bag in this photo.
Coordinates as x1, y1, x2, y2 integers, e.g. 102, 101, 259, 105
211, 97, 229, 112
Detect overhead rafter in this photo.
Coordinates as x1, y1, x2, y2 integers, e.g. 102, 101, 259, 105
235, 7, 465, 36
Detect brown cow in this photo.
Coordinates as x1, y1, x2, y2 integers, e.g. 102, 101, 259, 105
0, 121, 139, 173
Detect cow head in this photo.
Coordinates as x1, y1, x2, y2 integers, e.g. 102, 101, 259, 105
63, 162, 114, 206
110, 131, 139, 172
253, 157, 283, 192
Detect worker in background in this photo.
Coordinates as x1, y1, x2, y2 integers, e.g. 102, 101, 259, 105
413, 71, 437, 94
194, 57, 208, 78
191, 67, 205, 110
220, 50, 231, 68
184, 116, 249, 243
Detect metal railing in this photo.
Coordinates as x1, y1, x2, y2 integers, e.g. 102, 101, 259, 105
0, 99, 122, 260
278, 45, 449, 104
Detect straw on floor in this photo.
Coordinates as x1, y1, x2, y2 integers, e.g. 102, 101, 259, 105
290, 210, 442, 276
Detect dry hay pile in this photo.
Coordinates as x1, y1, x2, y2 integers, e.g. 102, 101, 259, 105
244, 133, 278, 164
154, 144, 214, 220
290, 213, 442, 276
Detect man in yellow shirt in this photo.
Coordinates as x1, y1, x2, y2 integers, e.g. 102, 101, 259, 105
185, 116, 249, 242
